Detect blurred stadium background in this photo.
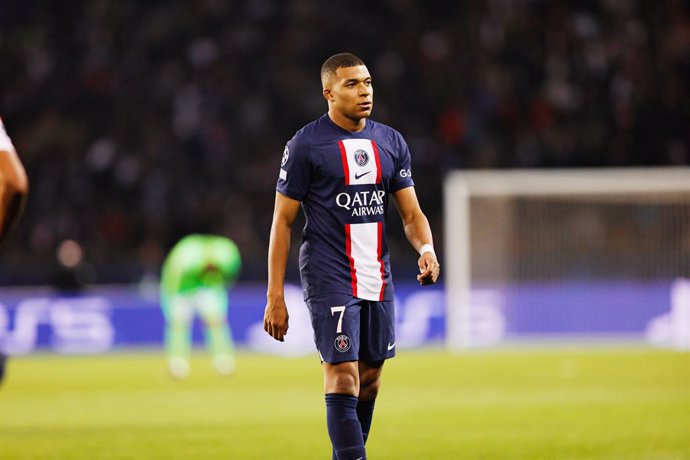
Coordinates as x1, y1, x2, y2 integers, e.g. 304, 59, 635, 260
0, 1, 689, 459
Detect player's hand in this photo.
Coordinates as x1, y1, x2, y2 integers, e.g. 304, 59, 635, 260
264, 296, 289, 342
417, 252, 440, 286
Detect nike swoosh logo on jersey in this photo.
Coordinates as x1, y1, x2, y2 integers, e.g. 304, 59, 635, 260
354, 171, 371, 180
387, 342, 396, 350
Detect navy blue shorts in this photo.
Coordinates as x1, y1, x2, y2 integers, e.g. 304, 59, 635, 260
305, 296, 396, 364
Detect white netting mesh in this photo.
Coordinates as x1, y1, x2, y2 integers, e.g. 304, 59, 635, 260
445, 168, 690, 349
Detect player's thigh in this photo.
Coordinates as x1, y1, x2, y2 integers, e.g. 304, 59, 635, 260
360, 300, 396, 362
166, 294, 195, 324
307, 296, 363, 364
194, 288, 228, 324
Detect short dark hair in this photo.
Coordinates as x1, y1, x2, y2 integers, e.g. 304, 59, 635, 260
321, 53, 365, 82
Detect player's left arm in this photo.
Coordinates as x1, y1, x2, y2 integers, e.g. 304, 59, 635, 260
393, 186, 440, 286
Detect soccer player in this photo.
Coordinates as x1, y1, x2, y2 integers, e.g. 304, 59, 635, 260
264, 53, 440, 460
0, 117, 29, 386
160, 234, 241, 378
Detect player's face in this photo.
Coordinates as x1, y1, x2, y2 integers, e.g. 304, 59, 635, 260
325, 65, 374, 121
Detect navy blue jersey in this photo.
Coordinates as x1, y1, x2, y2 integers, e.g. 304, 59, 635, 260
276, 114, 414, 303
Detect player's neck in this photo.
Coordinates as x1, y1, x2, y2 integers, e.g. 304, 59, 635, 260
328, 110, 367, 133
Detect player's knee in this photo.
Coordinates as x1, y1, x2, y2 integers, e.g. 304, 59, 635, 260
359, 374, 381, 401
329, 371, 358, 395
359, 362, 384, 400
332, 372, 358, 394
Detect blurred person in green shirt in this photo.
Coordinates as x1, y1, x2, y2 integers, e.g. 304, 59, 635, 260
161, 234, 241, 378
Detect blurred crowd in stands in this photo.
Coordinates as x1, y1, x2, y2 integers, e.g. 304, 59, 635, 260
0, 0, 688, 286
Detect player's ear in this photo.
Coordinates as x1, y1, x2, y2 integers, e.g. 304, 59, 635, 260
323, 88, 333, 102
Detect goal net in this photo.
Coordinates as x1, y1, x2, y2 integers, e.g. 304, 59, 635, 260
444, 168, 690, 350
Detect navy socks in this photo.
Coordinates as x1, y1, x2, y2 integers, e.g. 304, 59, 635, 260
325, 393, 366, 460
356, 399, 376, 445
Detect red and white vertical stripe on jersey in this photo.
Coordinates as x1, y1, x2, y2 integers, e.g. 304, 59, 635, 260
345, 222, 386, 301
344, 224, 358, 297
338, 139, 382, 185
371, 140, 383, 184
377, 220, 386, 299
338, 140, 351, 185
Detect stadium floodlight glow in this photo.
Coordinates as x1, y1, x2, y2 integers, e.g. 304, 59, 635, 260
444, 167, 690, 351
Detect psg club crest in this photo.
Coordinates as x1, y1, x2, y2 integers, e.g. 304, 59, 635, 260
353, 149, 369, 167
334, 334, 351, 353
281, 145, 289, 166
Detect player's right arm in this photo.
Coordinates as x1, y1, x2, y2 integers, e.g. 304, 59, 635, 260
264, 192, 301, 342
0, 118, 28, 244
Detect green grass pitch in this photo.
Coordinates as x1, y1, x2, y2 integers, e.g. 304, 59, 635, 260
0, 348, 688, 459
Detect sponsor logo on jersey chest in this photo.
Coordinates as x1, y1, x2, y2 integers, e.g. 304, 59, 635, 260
336, 190, 386, 217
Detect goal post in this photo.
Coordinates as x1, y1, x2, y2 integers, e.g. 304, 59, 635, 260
444, 168, 690, 350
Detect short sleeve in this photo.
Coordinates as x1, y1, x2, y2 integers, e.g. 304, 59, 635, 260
0, 118, 16, 153
276, 132, 311, 201
389, 131, 415, 193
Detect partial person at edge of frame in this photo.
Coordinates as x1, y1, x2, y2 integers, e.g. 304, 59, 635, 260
0, 117, 29, 387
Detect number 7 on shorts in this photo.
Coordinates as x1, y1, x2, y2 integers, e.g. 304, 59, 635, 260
331, 306, 345, 333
